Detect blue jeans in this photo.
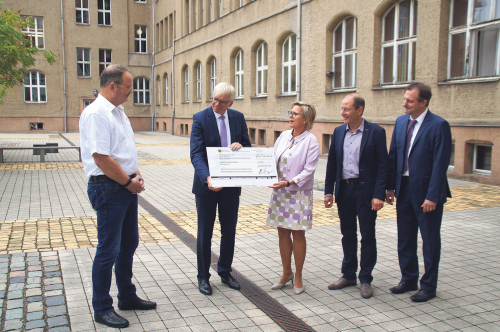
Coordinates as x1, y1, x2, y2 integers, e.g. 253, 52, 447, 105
87, 180, 139, 315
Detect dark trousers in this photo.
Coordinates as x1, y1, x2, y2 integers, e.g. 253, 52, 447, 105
336, 183, 377, 284
396, 178, 443, 291
87, 180, 139, 315
195, 187, 240, 281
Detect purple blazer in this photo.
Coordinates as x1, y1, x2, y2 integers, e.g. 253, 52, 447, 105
273, 130, 319, 191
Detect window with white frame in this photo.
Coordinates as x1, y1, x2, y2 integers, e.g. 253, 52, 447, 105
196, 63, 202, 101
24, 71, 46, 102
235, 50, 244, 98
135, 0, 146, 2
156, 77, 161, 105
21, 16, 44, 49
381, 0, 418, 84
164, 74, 169, 104
97, 0, 111, 26
75, 0, 89, 24
473, 144, 492, 174
83, 99, 94, 109
99, 49, 112, 74
133, 78, 150, 104
449, 0, 500, 79
333, 17, 357, 89
77, 48, 91, 77
135, 25, 147, 53
184, 67, 190, 102
210, 58, 217, 98
282, 34, 297, 94
256, 42, 268, 96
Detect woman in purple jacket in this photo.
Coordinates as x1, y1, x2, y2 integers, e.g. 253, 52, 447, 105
267, 101, 320, 295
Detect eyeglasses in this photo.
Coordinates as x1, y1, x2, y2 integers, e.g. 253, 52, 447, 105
114, 82, 133, 90
288, 111, 302, 118
339, 107, 352, 113
212, 97, 230, 106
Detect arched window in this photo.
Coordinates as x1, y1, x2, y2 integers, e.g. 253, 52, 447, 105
449, 0, 500, 78
256, 42, 268, 96
24, 71, 46, 102
210, 58, 217, 98
184, 66, 190, 102
196, 63, 202, 101
164, 74, 169, 104
235, 50, 244, 97
282, 34, 297, 94
156, 76, 161, 105
133, 78, 150, 104
332, 17, 357, 89
381, 0, 418, 84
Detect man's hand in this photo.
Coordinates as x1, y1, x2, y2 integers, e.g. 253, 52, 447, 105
137, 174, 144, 186
207, 176, 223, 192
126, 176, 145, 194
324, 196, 333, 208
371, 198, 384, 211
422, 199, 437, 213
229, 142, 243, 150
386, 190, 395, 205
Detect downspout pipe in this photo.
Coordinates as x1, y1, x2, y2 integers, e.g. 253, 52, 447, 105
171, 38, 178, 135
151, 0, 155, 131
60, 0, 67, 132
296, 0, 301, 101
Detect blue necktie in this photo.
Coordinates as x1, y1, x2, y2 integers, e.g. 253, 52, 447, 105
403, 120, 417, 174
220, 115, 227, 147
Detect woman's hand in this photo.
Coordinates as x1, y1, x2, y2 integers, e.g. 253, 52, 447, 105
268, 181, 288, 189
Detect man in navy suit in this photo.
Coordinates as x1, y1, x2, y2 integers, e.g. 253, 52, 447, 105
324, 93, 388, 298
190, 82, 251, 295
386, 82, 452, 302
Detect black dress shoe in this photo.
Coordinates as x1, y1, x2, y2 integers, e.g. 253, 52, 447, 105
410, 289, 436, 302
390, 281, 419, 294
199, 279, 212, 295
221, 276, 240, 290
94, 310, 129, 328
118, 297, 157, 311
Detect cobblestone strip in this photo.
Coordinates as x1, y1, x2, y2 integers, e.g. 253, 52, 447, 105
0, 252, 70, 331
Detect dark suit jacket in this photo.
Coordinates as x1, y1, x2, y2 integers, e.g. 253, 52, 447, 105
387, 110, 452, 205
190, 106, 251, 197
324, 120, 389, 207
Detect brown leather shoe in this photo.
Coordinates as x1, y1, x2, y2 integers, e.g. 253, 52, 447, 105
360, 283, 373, 298
328, 277, 356, 290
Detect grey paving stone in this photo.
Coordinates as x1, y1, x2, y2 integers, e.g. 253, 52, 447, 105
27, 295, 43, 303
27, 311, 44, 321
46, 295, 65, 306
5, 308, 23, 320
25, 319, 46, 330
9, 276, 25, 283
45, 284, 63, 291
4, 319, 23, 331
28, 301, 44, 312
7, 298, 23, 309
49, 327, 71, 332
47, 305, 67, 317
7, 290, 23, 299
48, 316, 69, 328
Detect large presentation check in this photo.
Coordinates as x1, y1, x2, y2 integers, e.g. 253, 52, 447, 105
207, 147, 278, 187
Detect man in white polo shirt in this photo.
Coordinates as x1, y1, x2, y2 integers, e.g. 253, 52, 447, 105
79, 64, 156, 329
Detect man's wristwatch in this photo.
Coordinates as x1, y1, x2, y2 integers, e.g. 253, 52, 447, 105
286, 180, 290, 187
123, 178, 132, 187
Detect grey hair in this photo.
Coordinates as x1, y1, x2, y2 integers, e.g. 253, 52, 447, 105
292, 101, 316, 131
100, 64, 131, 87
213, 82, 236, 101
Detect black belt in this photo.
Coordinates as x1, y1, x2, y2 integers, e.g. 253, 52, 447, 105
341, 178, 359, 184
89, 174, 136, 182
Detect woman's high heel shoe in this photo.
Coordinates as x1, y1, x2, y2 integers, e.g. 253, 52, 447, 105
294, 286, 305, 294
271, 273, 294, 290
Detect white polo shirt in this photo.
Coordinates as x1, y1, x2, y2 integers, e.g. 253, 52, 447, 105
79, 94, 139, 178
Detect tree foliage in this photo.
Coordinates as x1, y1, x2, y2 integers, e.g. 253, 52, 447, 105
0, 3, 57, 103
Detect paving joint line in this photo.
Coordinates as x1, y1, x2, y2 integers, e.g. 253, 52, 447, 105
58, 134, 76, 147
137, 195, 315, 332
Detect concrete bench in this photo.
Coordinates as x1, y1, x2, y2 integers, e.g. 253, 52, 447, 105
0, 146, 81, 163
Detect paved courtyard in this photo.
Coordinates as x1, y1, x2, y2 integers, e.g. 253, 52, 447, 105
0, 132, 499, 331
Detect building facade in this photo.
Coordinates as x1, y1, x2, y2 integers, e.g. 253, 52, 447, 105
2, 0, 500, 183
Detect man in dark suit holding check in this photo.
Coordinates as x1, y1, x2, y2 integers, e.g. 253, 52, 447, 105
190, 82, 251, 295
386, 82, 452, 302
324, 93, 388, 299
